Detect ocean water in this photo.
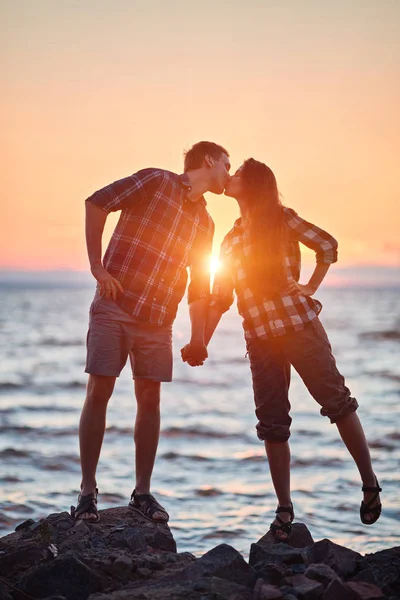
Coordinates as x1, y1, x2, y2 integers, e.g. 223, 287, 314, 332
0, 279, 399, 556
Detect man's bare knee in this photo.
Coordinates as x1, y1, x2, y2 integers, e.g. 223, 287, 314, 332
135, 379, 161, 407
86, 375, 116, 405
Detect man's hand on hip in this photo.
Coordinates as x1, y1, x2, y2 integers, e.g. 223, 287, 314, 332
91, 264, 124, 300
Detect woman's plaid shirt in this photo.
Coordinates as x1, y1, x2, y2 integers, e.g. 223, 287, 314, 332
86, 168, 214, 326
210, 208, 338, 339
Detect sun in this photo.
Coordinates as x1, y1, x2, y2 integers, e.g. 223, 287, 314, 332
209, 255, 221, 278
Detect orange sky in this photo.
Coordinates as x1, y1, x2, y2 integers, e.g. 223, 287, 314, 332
1, 0, 399, 271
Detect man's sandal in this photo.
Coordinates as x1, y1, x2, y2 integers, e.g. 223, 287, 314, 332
270, 502, 294, 541
360, 478, 382, 525
129, 489, 169, 523
70, 488, 100, 523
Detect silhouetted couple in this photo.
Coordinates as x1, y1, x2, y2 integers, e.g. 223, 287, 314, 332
73, 142, 381, 540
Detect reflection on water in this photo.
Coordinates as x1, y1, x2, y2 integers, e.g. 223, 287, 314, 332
0, 284, 399, 556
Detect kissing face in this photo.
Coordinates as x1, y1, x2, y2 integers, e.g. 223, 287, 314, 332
208, 153, 231, 194
224, 164, 245, 199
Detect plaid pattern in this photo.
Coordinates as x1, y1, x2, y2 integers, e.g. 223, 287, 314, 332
86, 168, 214, 326
210, 207, 338, 339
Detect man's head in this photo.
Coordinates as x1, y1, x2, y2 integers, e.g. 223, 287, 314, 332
184, 141, 230, 194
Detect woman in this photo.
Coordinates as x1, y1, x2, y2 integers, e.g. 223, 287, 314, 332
182, 158, 382, 540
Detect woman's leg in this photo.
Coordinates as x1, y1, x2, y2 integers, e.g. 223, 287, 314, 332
286, 318, 380, 522
247, 337, 293, 538
335, 411, 379, 522
265, 440, 293, 539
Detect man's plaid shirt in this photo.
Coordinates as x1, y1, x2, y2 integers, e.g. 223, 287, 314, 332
86, 168, 214, 326
210, 208, 338, 339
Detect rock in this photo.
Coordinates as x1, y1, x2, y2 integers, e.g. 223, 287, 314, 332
0, 581, 12, 600
0, 506, 398, 600
136, 566, 152, 578
347, 581, 385, 599
252, 561, 287, 586
108, 526, 147, 553
304, 563, 340, 587
305, 539, 365, 578
20, 552, 103, 600
173, 543, 257, 588
14, 518, 35, 532
209, 576, 253, 600
74, 519, 90, 534
283, 574, 324, 599
322, 579, 357, 600
0, 544, 43, 578
350, 567, 380, 587
250, 541, 306, 569
111, 554, 134, 577
364, 546, 400, 597
256, 523, 315, 550
253, 578, 284, 599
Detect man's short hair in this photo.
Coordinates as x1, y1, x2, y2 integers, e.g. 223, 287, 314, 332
184, 141, 229, 172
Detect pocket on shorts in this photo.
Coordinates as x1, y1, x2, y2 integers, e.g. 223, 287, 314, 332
89, 293, 103, 317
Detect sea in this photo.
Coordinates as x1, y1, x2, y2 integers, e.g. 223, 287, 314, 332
0, 274, 399, 557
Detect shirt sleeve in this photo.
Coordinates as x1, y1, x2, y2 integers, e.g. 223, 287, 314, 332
85, 168, 162, 213
209, 240, 235, 314
187, 214, 215, 305
285, 208, 338, 264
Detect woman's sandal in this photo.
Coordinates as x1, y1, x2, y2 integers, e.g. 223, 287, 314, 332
128, 489, 169, 523
270, 502, 294, 541
360, 478, 382, 525
70, 488, 100, 523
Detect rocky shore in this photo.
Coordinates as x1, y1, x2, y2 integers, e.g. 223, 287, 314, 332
0, 507, 398, 600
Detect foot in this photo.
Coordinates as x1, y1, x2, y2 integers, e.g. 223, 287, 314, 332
361, 477, 382, 525
129, 489, 169, 522
270, 503, 294, 541
71, 488, 100, 523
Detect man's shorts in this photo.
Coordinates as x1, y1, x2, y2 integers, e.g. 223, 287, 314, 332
85, 294, 173, 382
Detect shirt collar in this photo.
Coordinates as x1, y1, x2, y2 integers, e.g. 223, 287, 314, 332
179, 173, 207, 207
234, 217, 244, 230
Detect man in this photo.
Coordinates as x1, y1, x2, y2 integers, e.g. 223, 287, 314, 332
72, 141, 231, 523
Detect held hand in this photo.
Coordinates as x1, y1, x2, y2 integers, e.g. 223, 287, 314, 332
91, 264, 124, 300
285, 281, 315, 297
180, 341, 208, 367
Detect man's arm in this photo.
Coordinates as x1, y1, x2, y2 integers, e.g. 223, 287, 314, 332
85, 168, 161, 298
182, 241, 235, 366
181, 217, 215, 365
85, 202, 124, 299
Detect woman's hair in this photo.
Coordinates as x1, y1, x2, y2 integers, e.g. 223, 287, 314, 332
240, 158, 287, 299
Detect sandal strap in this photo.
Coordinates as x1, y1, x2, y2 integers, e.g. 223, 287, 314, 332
270, 519, 292, 535
362, 485, 382, 493
74, 489, 99, 518
361, 500, 382, 514
131, 490, 169, 520
275, 503, 294, 520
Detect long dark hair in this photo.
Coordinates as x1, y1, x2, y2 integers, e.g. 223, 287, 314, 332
240, 158, 287, 299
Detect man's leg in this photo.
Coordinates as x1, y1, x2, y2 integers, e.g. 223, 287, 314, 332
133, 378, 167, 520
79, 374, 116, 505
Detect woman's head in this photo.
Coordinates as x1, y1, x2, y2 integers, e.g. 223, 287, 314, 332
224, 158, 279, 207
225, 158, 287, 298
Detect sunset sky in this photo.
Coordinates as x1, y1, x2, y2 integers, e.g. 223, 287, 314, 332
2, 0, 399, 271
